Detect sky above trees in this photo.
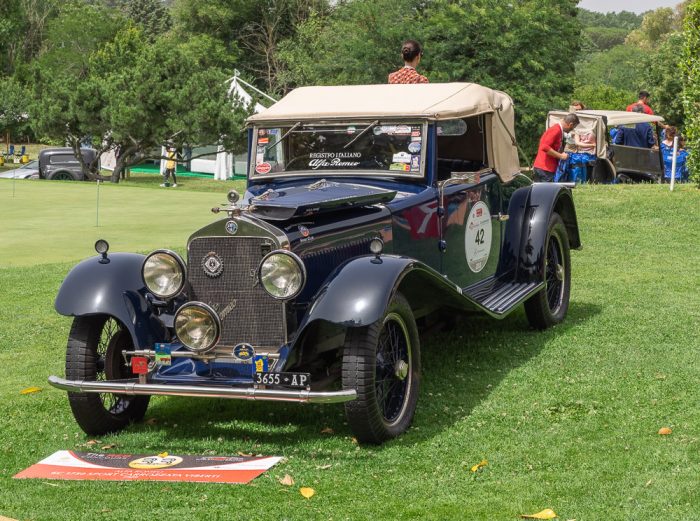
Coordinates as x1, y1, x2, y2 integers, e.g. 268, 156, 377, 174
579, 0, 680, 13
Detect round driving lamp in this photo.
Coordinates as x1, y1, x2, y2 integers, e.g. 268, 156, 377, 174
142, 250, 186, 299
258, 251, 306, 300
369, 237, 384, 256
174, 302, 221, 353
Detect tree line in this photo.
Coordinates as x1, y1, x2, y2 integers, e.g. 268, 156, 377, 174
0, 0, 698, 182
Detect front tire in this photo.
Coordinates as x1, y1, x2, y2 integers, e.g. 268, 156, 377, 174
66, 316, 150, 435
342, 292, 420, 444
524, 213, 571, 329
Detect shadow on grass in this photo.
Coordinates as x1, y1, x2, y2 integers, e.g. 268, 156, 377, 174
130, 301, 602, 453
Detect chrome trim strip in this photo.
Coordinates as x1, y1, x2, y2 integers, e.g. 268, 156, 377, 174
48, 376, 357, 404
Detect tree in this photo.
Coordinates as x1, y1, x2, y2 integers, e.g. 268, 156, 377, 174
0, 78, 30, 149
423, 0, 580, 160
681, 0, 700, 183
626, 7, 678, 49
0, 0, 57, 76
173, 0, 328, 93
576, 44, 646, 94
29, 2, 125, 176
114, 0, 173, 39
572, 83, 636, 111
644, 32, 685, 126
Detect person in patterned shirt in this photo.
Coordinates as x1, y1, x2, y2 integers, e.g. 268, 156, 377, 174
388, 40, 429, 84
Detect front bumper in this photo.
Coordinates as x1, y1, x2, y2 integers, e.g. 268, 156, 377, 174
48, 376, 356, 404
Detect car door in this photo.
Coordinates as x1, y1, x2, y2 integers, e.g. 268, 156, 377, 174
440, 172, 503, 289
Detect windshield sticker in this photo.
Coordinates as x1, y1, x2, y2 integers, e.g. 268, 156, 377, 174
308, 152, 362, 169
255, 162, 272, 174
464, 201, 492, 273
411, 155, 420, 171
395, 125, 411, 135
258, 137, 269, 144
393, 152, 411, 163
408, 142, 421, 153
411, 130, 421, 137
390, 163, 410, 172
347, 126, 356, 134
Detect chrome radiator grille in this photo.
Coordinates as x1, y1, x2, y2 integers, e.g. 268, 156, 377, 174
187, 237, 285, 349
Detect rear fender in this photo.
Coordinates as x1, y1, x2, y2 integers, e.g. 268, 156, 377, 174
518, 183, 580, 282
54, 252, 166, 348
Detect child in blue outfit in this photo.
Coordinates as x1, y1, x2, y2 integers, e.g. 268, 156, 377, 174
660, 127, 689, 182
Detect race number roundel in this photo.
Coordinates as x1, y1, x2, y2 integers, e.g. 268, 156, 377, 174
464, 201, 492, 273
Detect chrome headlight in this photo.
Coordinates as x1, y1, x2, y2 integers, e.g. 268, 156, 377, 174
174, 302, 221, 353
142, 250, 186, 299
258, 250, 306, 300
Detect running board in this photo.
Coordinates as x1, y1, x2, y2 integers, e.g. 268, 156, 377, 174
48, 376, 356, 404
462, 277, 543, 315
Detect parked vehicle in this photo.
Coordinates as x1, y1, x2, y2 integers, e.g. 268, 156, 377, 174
0, 160, 40, 179
50, 83, 581, 444
547, 110, 666, 183
38, 147, 98, 181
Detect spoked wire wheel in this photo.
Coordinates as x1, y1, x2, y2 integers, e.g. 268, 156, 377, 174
66, 315, 150, 435
342, 292, 420, 444
525, 213, 571, 329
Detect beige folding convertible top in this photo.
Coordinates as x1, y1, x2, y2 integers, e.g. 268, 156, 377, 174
247, 83, 521, 182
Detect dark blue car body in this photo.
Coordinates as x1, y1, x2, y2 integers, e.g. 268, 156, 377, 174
51, 83, 581, 443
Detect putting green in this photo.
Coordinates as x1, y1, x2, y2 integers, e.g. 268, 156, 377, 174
0, 179, 228, 267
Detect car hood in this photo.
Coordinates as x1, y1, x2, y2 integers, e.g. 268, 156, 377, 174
244, 180, 397, 220
0, 169, 38, 179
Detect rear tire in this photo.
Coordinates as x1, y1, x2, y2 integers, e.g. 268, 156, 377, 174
52, 171, 75, 181
524, 213, 571, 329
342, 292, 420, 444
66, 315, 150, 435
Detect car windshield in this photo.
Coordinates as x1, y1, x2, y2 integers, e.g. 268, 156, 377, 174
251, 122, 426, 178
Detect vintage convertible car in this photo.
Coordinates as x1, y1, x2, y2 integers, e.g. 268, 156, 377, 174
547, 109, 666, 183
50, 83, 581, 444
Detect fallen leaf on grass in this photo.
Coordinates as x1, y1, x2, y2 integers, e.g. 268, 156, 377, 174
470, 459, 488, 472
101, 444, 117, 450
237, 452, 253, 457
145, 418, 158, 425
85, 440, 102, 446
320, 427, 334, 434
20, 386, 41, 395
316, 464, 332, 470
279, 474, 295, 486
520, 508, 557, 519
658, 427, 672, 435
300, 487, 315, 499
0, 515, 20, 521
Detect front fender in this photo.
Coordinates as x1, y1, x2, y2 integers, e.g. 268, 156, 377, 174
296, 255, 467, 334
55, 252, 166, 348
519, 183, 580, 282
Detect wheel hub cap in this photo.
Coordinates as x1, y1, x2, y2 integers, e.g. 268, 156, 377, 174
555, 263, 564, 281
394, 360, 409, 381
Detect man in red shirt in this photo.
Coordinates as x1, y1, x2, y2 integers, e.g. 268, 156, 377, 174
533, 113, 580, 182
626, 90, 654, 115
388, 40, 429, 84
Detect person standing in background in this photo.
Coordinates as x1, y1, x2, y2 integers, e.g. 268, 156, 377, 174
161, 144, 178, 187
388, 40, 429, 84
626, 90, 654, 115
533, 113, 580, 182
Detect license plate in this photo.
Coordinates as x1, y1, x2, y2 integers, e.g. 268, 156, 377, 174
254, 372, 311, 389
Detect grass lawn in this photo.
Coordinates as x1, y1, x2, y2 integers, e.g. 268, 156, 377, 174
0, 181, 698, 520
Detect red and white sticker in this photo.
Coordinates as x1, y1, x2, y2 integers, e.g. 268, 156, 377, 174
255, 162, 272, 174
464, 201, 492, 273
